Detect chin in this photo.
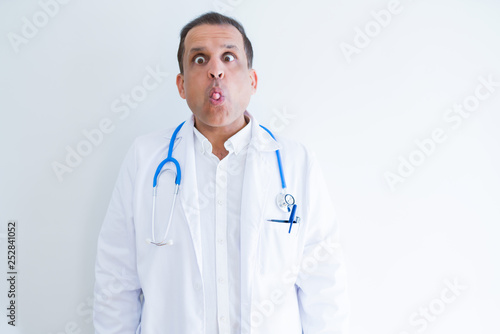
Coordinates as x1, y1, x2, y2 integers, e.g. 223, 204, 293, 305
196, 111, 242, 129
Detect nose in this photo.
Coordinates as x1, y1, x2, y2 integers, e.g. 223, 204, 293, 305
208, 60, 224, 79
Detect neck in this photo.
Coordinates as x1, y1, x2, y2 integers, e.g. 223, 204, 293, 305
194, 115, 249, 159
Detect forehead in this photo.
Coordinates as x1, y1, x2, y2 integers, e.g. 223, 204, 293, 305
184, 24, 244, 51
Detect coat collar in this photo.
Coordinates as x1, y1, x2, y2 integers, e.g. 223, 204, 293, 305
162, 111, 281, 153
246, 111, 281, 152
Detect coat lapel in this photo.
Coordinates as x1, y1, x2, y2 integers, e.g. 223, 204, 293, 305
240, 114, 280, 333
168, 117, 204, 277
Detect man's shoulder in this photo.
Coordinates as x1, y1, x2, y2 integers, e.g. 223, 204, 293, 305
259, 129, 316, 167
268, 131, 311, 155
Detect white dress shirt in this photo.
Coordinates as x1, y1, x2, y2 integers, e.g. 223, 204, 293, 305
193, 118, 252, 334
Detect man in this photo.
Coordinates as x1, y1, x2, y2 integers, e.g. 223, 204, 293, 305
93, 11, 349, 334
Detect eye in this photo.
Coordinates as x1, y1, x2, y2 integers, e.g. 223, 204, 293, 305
194, 55, 206, 64
223, 53, 235, 62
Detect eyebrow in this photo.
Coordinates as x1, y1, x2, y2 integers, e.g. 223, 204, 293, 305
187, 44, 240, 56
223, 44, 239, 51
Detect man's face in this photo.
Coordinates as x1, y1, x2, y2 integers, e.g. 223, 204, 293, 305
176, 24, 257, 131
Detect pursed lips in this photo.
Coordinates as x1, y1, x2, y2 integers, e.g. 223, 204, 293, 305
208, 86, 225, 105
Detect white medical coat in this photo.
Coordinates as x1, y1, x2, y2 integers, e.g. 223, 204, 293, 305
93, 112, 349, 334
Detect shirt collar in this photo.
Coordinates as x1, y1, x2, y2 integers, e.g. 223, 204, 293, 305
193, 126, 212, 154
224, 116, 252, 155
193, 116, 252, 156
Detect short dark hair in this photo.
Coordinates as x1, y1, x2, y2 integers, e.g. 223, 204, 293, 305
177, 12, 253, 74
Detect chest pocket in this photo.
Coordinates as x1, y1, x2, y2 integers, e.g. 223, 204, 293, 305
257, 215, 301, 275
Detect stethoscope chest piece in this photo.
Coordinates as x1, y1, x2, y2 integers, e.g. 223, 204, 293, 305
276, 193, 295, 212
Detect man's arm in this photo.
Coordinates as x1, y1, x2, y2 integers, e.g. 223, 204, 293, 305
93, 142, 142, 334
296, 153, 350, 333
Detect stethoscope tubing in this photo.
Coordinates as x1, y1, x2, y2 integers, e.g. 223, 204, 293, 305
150, 184, 179, 246
149, 121, 298, 246
259, 125, 287, 189
153, 121, 185, 187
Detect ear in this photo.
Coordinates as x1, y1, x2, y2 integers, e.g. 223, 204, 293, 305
176, 73, 186, 99
249, 69, 258, 95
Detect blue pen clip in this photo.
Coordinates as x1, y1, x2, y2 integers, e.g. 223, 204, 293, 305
288, 204, 297, 233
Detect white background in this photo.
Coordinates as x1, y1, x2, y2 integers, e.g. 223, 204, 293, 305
1, 0, 499, 333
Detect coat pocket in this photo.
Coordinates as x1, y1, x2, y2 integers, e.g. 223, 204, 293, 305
257, 221, 301, 275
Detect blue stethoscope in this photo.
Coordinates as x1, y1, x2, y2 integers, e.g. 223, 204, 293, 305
147, 121, 298, 246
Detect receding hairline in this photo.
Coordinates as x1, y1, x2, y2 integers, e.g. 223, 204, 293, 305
177, 12, 253, 73
183, 24, 245, 48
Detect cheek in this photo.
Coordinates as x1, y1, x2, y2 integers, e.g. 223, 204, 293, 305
236, 74, 253, 94
185, 90, 204, 104
184, 77, 204, 98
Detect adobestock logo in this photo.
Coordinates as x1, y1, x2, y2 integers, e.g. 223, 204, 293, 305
7, 0, 72, 54
267, 106, 296, 134
51, 65, 169, 182
397, 278, 467, 334
385, 74, 499, 191
340, 0, 403, 64
213, 0, 244, 14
